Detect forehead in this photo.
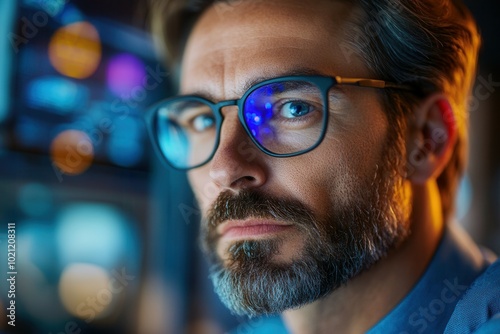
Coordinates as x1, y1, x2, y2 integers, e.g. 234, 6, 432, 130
180, 0, 367, 98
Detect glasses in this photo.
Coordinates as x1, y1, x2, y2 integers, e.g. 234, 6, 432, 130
145, 75, 412, 170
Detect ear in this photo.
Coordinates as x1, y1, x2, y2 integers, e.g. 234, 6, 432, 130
406, 94, 457, 184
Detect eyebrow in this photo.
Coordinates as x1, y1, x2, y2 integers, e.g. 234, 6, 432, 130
185, 67, 328, 102
240, 67, 327, 93
173, 100, 210, 111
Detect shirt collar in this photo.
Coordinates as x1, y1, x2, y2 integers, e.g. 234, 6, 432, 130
368, 223, 490, 334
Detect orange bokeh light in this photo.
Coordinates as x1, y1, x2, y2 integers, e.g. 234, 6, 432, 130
48, 21, 101, 79
50, 130, 94, 175
59, 263, 114, 320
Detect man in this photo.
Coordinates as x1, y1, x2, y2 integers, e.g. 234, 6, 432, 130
146, 0, 500, 332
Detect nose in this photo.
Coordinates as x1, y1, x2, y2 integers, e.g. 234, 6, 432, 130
208, 107, 267, 191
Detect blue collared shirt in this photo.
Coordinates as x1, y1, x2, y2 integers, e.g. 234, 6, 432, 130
234, 224, 500, 333
368, 224, 499, 334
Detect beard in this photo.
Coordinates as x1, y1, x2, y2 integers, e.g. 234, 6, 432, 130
200, 133, 411, 317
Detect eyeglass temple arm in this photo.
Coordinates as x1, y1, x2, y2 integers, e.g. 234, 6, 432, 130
335, 76, 413, 91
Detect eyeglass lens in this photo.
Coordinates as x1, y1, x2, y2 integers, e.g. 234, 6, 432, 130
154, 79, 326, 169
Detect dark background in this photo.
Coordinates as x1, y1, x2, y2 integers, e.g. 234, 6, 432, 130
0, 0, 498, 333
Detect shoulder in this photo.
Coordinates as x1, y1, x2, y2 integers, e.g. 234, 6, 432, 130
445, 259, 500, 334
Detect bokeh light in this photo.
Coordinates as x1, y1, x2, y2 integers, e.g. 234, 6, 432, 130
27, 76, 89, 114
55, 203, 129, 268
23, 0, 66, 16
58, 263, 114, 320
60, 4, 84, 25
48, 21, 101, 79
50, 129, 94, 175
106, 53, 146, 97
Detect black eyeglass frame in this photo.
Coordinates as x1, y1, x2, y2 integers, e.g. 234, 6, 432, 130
145, 75, 412, 170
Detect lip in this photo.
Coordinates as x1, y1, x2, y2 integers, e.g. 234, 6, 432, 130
218, 219, 293, 240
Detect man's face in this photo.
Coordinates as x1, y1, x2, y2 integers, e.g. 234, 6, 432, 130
181, 0, 411, 316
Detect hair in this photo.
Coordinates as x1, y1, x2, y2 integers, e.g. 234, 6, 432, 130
148, 0, 481, 221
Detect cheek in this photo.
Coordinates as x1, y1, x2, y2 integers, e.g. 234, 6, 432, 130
269, 128, 385, 216
188, 168, 218, 213
324, 108, 389, 200
330, 140, 377, 199
268, 156, 345, 220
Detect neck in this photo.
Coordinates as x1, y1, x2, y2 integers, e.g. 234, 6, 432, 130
282, 181, 445, 334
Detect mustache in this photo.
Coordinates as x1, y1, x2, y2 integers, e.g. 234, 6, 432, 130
205, 190, 317, 232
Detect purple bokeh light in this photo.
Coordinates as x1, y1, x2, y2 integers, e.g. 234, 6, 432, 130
106, 53, 146, 98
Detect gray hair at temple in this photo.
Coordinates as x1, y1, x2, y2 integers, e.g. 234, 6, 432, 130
148, 0, 481, 222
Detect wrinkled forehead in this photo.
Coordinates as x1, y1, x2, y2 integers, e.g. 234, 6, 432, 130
180, 0, 366, 98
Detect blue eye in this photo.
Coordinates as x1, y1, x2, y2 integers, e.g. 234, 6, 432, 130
192, 114, 215, 132
281, 101, 312, 119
